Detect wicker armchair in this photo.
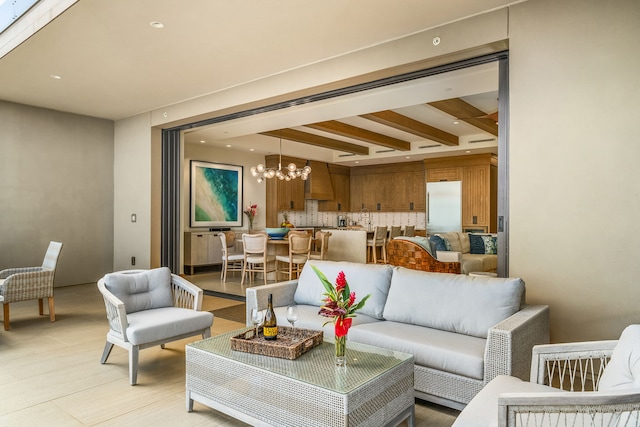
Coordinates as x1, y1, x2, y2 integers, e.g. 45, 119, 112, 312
0, 241, 63, 330
454, 325, 640, 427
97, 268, 213, 385
387, 238, 460, 274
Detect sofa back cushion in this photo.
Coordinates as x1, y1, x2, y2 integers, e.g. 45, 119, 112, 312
383, 267, 525, 338
294, 260, 393, 320
104, 267, 174, 314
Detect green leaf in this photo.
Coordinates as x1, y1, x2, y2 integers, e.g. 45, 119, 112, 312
311, 265, 335, 295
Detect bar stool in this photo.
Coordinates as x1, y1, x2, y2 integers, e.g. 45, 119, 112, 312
366, 226, 388, 264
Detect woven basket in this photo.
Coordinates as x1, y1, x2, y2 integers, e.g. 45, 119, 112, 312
231, 326, 323, 360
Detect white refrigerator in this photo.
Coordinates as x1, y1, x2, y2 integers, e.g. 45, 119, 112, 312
426, 181, 462, 233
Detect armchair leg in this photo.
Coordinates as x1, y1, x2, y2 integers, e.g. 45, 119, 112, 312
3, 304, 9, 331
100, 342, 114, 364
129, 346, 139, 385
39, 298, 44, 315
48, 297, 55, 322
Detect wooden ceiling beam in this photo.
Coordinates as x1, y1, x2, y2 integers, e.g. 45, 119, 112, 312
427, 98, 498, 136
260, 129, 369, 156
305, 120, 411, 151
360, 110, 459, 146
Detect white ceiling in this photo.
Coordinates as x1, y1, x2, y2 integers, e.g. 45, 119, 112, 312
0, 0, 513, 164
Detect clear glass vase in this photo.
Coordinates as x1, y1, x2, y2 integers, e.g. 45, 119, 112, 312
335, 334, 347, 366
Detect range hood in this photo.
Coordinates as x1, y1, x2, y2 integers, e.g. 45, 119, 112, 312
304, 160, 334, 200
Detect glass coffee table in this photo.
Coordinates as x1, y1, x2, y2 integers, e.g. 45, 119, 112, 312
186, 328, 414, 427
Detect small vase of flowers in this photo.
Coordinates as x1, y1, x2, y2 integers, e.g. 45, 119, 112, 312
312, 265, 370, 366
244, 203, 257, 231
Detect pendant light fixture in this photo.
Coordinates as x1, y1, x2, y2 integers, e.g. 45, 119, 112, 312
250, 135, 311, 183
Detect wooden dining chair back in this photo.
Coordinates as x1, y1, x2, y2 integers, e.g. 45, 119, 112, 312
389, 226, 402, 239
309, 231, 332, 260
275, 233, 312, 280
241, 233, 275, 285
366, 226, 388, 264
404, 225, 415, 237
219, 232, 244, 282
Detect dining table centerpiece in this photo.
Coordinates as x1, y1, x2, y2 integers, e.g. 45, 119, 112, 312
312, 265, 370, 366
243, 202, 257, 232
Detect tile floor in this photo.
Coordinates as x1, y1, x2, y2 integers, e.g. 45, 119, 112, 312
0, 271, 459, 426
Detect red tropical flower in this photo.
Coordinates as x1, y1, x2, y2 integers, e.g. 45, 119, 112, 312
335, 317, 352, 337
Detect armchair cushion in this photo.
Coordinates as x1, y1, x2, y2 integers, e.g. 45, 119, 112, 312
125, 306, 214, 346
103, 267, 174, 314
599, 324, 640, 391
294, 260, 393, 320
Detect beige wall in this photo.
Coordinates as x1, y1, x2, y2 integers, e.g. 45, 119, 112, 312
508, 0, 640, 342
0, 100, 114, 286
111, 0, 640, 342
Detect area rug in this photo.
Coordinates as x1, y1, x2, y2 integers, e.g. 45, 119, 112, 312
210, 304, 246, 323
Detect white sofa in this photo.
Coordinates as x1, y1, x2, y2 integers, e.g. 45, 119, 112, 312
430, 232, 498, 274
246, 260, 549, 409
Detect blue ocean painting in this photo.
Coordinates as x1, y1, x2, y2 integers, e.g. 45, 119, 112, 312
194, 166, 239, 222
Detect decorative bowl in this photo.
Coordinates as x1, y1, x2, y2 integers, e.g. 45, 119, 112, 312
265, 227, 290, 240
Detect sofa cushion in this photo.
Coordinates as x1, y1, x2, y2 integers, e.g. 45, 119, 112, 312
384, 267, 524, 338
104, 267, 174, 314
429, 235, 450, 252
294, 260, 393, 320
469, 234, 485, 254
439, 232, 461, 252
481, 235, 498, 254
599, 324, 640, 391
349, 321, 487, 380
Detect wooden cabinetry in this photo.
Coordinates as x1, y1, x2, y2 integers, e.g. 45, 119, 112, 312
424, 154, 497, 233
184, 231, 222, 274
318, 164, 350, 212
350, 162, 425, 212
265, 154, 306, 227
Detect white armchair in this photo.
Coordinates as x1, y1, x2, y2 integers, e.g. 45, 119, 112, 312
454, 325, 640, 427
97, 267, 213, 385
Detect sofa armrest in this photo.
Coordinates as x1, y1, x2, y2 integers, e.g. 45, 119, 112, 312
435, 250, 463, 263
484, 305, 550, 384
245, 280, 299, 326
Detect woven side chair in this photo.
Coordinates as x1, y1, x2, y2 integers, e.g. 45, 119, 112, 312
453, 324, 640, 427
0, 241, 63, 330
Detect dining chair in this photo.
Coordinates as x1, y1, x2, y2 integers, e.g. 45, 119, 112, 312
389, 225, 402, 240
309, 231, 332, 260
241, 233, 276, 286
219, 232, 244, 282
275, 232, 312, 280
0, 241, 63, 330
403, 225, 415, 237
366, 226, 388, 264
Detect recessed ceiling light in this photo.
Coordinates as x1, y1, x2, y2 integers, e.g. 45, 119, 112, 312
405, 156, 411, 159
150, 21, 164, 29
49, 74, 62, 80
226, 144, 231, 148
453, 121, 459, 125
466, 150, 471, 153
354, 161, 360, 164
200, 140, 205, 144
250, 148, 255, 151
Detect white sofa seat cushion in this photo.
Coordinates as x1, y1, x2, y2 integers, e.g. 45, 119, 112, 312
350, 321, 487, 379
452, 375, 559, 427
104, 267, 174, 314
125, 307, 213, 345
294, 260, 393, 320
273, 304, 381, 340
384, 267, 524, 338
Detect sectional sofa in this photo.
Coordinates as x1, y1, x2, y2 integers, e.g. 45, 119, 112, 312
430, 232, 498, 274
246, 260, 549, 409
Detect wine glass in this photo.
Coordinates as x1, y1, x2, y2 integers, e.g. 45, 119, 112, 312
250, 308, 263, 338
286, 305, 299, 328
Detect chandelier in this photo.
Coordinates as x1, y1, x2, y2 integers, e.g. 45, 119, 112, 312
250, 137, 311, 183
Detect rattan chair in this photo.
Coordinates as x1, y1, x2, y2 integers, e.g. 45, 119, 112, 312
366, 226, 388, 264
275, 232, 312, 280
453, 324, 640, 427
389, 225, 402, 239
0, 241, 63, 330
219, 232, 244, 282
309, 231, 332, 260
403, 225, 415, 237
241, 233, 276, 285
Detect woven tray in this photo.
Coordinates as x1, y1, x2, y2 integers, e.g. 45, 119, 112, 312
230, 326, 323, 360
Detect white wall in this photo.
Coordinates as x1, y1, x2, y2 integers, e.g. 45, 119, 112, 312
113, 113, 152, 271
0, 100, 114, 286
508, 0, 640, 342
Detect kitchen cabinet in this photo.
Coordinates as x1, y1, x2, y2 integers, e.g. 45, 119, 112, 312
351, 162, 425, 212
184, 231, 222, 274
265, 154, 306, 227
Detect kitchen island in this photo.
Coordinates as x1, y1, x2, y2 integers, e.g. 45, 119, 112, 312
322, 228, 367, 263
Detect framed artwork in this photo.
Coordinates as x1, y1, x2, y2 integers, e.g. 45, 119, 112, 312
190, 160, 243, 228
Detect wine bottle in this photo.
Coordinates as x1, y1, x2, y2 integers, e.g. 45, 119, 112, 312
263, 293, 278, 340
